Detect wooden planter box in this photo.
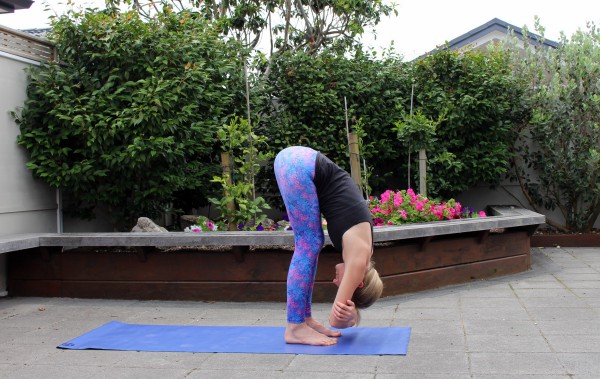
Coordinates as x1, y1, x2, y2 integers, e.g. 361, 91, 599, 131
5, 206, 543, 302
530, 233, 600, 247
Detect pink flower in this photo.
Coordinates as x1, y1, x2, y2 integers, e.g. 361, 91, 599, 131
415, 201, 425, 212
191, 226, 201, 233
478, 211, 486, 217
377, 217, 388, 226
399, 210, 407, 219
380, 190, 393, 204
393, 194, 403, 207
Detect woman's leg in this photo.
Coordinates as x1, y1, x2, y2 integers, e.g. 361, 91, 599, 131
274, 146, 323, 323
274, 147, 337, 345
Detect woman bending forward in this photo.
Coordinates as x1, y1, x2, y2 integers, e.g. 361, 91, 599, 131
274, 146, 383, 346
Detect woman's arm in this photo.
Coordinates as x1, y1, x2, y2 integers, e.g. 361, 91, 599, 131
329, 261, 364, 328
329, 222, 372, 328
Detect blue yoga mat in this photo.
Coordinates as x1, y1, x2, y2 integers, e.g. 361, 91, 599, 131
58, 321, 411, 355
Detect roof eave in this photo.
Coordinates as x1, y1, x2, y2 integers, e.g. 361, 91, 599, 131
0, 0, 34, 14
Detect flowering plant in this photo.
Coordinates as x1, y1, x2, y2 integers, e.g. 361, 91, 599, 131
184, 216, 219, 233
235, 220, 291, 231
369, 189, 486, 227
185, 215, 293, 232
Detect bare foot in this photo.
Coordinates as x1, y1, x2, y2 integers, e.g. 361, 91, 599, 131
285, 322, 337, 346
305, 317, 342, 337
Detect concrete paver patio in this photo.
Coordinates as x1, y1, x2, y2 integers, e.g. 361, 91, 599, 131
1, 247, 599, 378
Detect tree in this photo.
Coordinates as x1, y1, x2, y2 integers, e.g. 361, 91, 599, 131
256, 47, 410, 209
105, 0, 396, 54
13, 7, 244, 230
409, 48, 525, 199
503, 21, 600, 232
393, 109, 443, 195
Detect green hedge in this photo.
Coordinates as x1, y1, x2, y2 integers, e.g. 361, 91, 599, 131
14, 8, 245, 229
14, 7, 528, 226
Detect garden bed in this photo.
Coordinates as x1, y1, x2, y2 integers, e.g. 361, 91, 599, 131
5, 206, 544, 302
530, 229, 600, 247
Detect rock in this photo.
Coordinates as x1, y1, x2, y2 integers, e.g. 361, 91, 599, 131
131, 217, 168, 232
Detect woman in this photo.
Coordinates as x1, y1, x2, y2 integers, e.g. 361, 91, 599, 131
274, 146, 383, 346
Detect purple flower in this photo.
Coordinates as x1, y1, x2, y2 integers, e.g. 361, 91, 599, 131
256, 224, 264, 231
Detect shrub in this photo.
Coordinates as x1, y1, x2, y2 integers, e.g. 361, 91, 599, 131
14, 7, 244, 229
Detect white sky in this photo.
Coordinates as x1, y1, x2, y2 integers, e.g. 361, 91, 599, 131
1, 0, 599, 60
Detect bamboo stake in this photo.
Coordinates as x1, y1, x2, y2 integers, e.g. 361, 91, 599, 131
348, 133, 362, 189
419, 149, 427, 197
221, 152, 237, 231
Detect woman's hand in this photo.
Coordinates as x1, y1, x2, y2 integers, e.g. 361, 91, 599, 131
330, 299, 357, 328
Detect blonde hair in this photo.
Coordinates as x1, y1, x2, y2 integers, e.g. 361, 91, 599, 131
351, 261, 383, 325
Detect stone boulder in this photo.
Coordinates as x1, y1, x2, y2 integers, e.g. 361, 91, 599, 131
131, 217, 168, 232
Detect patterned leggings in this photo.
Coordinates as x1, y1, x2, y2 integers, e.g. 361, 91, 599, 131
274, 146, 324, 324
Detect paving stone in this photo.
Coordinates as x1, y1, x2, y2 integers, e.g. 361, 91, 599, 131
512, 288, 578, 298
536, 319, 600, 336
466, 334, 551, 353
461, 306, 531, 321
187, 370, 285, 379
545, 335, 600, 353
518, 296, 588, 308
462, 319, 541, 336
394, 307, 462, 321
408, 332, 466, 352
376, 375, 471, 379
469, 352, 566, 375
200, 353, 294, 371
281, 373, 373, 379
376, 352, 470, 375
525, 307, 598, 321
561, 281, 600, 289
286, 354, 377, 374
391, 318, 463, 335
0, 364, 190, 379
557, 352, 600, 376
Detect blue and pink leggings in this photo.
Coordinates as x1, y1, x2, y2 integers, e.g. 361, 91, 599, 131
274, 146, 324, 324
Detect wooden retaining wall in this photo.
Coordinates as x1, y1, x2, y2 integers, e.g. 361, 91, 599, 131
6, 228, 532, 302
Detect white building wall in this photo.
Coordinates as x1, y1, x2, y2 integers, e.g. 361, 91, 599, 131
0, 52, 58, 235
0, 51, 60, 296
